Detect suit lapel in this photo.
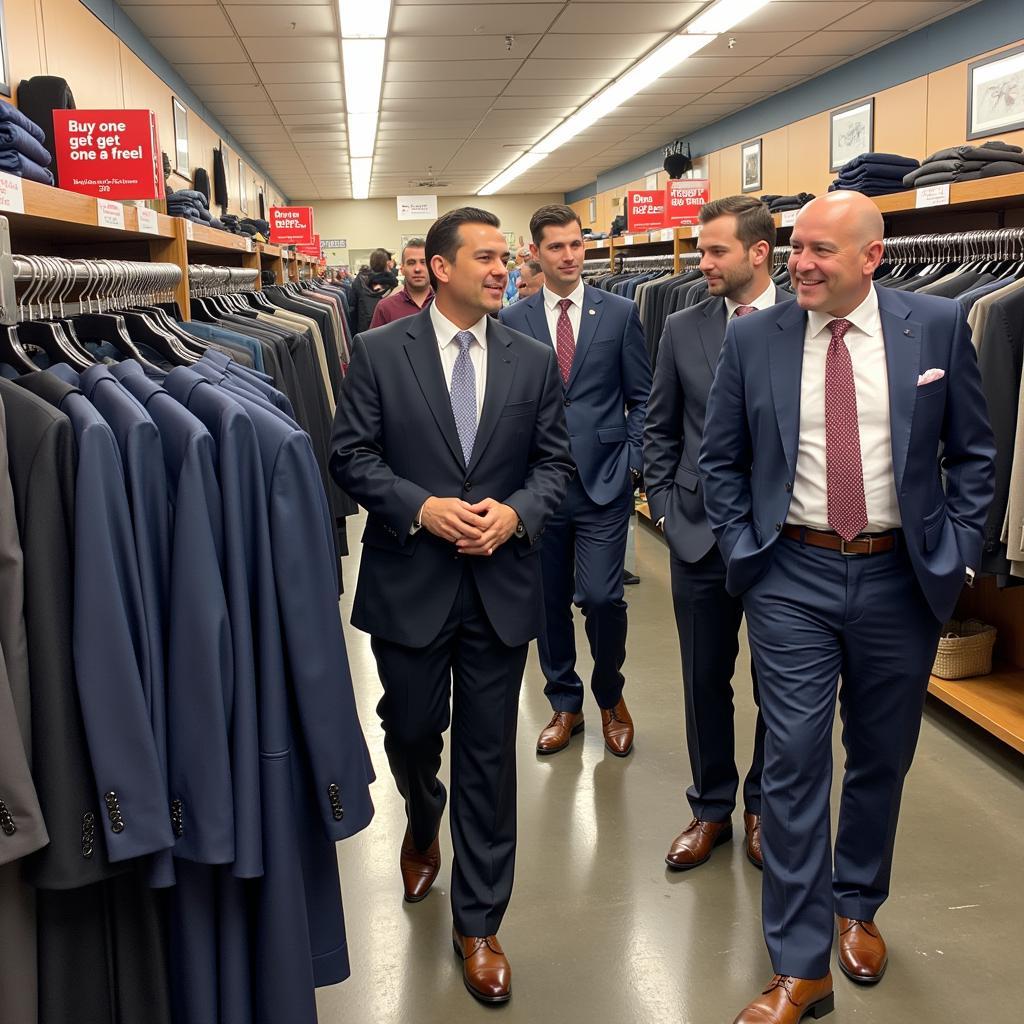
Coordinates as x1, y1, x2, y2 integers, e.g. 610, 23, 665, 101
769, 302, 807, 477
877, 287, 919, 493
466, 321, 517, 475
698, 298, 727, 376
523, 293, 552, 348
566, 285, 604, 391
403, 310, 466, 469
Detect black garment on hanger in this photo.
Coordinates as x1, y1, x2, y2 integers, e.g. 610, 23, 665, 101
193, 167, 212, 204
213, 146, 229, 210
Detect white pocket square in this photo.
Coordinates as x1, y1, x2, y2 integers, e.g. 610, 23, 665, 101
917, 368, 945, 386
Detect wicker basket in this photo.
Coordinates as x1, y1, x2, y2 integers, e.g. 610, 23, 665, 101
931, 619, 997, 680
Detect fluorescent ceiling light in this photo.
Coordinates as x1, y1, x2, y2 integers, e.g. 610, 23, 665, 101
686, 0, 772, 35
350, 157, 372, 199
338, 0, 391, 38
342, 39, 385, 113
478, 151, 547, 196
347, 112, 377, 158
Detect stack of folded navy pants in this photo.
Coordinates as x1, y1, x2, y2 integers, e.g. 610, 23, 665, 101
829, 152, 919, 196
0, 100, 55, 185
903, 141, 1024, 187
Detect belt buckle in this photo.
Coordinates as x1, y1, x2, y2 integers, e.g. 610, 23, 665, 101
839, 535, 871, 556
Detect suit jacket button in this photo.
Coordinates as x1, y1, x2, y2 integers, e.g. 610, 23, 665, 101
775, 523, 782, 531
785, 482, 792, 492
563, 398, 571, 407
464, 480, 472, 491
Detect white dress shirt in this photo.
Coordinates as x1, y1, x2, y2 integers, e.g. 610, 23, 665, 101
725, 281, 776, 321
543, 280, 585, 350
429, 300, 488, 420
788, 285, 902, 532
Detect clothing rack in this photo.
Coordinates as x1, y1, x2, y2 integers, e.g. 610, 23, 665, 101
881, 227, 1024, 262
188, 264, 260, 296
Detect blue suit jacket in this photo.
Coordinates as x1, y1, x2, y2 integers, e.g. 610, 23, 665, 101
500, 284, 652, 506
699, 286, 995, 622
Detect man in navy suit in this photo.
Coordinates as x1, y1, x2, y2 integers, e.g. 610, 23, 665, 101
331, 207, 573, 1004
501, 204, 652, 757
645, 196, 788, 875
700, 191, 994, 1024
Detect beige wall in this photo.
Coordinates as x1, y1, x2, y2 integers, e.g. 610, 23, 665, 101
306, 194, 564, 266
571, 38, 1024, 229
5, 0, 287, 212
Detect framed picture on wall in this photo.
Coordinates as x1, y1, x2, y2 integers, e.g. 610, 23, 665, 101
0, 0, 12, 98
239, 159, 247, 213
171, 97, 189, 177
830, 98, 874, 171
741, 138, 762, 193
967, 44, 1024, 139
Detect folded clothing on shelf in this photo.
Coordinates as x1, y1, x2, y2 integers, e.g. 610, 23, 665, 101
903, 141, 1024, 186
829, 151, 918, 197
0, 99, 54, 185
241, 217, 270, 236
167, 187, 219, 227
768, 192, 815, 212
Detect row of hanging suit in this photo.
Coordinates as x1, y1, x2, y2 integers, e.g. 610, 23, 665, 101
0, 281, 375, 1024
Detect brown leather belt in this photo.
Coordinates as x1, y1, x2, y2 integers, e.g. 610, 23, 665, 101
781, 525, 896, 555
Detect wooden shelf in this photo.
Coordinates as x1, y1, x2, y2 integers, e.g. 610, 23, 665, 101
928, 669, 1024, 755
183, 221, 255, 254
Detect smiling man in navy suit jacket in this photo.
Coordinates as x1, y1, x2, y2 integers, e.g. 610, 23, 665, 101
701, 191, 994, 1024
501, 204, 652, 758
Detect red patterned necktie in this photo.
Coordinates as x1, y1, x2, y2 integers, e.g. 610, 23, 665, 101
555, 298, 575, 386
733, 304, 757, 318
825, 318, 868, 541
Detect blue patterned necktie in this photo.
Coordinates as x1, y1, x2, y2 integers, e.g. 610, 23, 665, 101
450, 330, 477, 465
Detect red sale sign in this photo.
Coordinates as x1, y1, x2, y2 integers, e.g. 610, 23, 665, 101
664, 178, 710, 227
270, 206, 314, 245
626, 190, 665, 232
296, 233, 321, 257
53, 110, 164, 200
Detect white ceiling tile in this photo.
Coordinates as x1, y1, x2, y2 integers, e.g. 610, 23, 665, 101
667, 54, 769, 77
388, 35, 541, 61
392, 3, 561, 35
828, 1, 963, 31
386, 59, 522, 81
519, 57, 635, 79
718, 74, 808, 93
266, 82, 345, 102
382, 96, 493, 114
225, 5, 336, 35
696, 31, 817, 58
206, 101, 275, 116
503, 78, 609, 98
781, 30, 899, 56
633, 75, 732, 95
243, 36, 340, 61
218, 115, 285, 127
550, 2, 703, 33
531, 33, 665, 60
173, 63, 259, 86
151, 36, 248, 63
736, 2, 869, 33
766, 54, 849, 76
193, 83, 272, 104
492, 98, 579, 115
383, 79, 506, 98
256, 62, 343, 84
122, 5, 234, 36
281, 112, 350, 125
274, 100, 346, 115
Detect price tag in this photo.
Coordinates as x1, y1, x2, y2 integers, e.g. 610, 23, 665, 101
660, 228, 675, 242
691, 225, 702, 237
97, 199, 125, 230
781, 209, 799, 227
0, 172, 25, 214
244, 237, 253, 252
184, 220, 194, 240
624, 234, 637, 245
137, 207, 159, 234
915, 183, 950, 209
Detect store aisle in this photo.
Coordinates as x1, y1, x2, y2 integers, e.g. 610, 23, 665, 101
318, 514, 1024, 1024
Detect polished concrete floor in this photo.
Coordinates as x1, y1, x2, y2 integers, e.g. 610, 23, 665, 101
317, 514, 1024, 1023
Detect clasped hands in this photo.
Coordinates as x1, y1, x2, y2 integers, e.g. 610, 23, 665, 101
419, 496, 519, 556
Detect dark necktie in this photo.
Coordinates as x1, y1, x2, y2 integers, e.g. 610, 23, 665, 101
825, 318, 868, 541
733, 304, 757, 318
555, 298, 575, 386
450, 330, 477, 465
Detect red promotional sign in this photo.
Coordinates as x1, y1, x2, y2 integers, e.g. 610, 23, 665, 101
270, 206, 314, 245
296, 233, 321, 257
664, 178, 710, 227
53, 110, 164, 200
626, 190, 665, 232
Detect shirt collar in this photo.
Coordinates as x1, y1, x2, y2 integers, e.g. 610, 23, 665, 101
807, 284, 880, 339
403, 284, 433, 306
725, 281, 776, 321
429, 300, 488, 351
543, 279, 585, 312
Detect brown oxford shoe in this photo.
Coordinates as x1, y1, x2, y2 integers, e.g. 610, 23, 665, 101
837, 917, 887, 984
732, 973, 834, 1023
665, 818, 733, 870
744, 811, 763, 870
536, 710, 584, 754
600, 698, 634, 756
400, 826, 440, 903
452, 930, 511, 1004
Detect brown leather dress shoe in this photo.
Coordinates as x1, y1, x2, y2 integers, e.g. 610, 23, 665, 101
452, 930, 511, 1004
536, 710, 584, 754
744, 811, 763, 870
837, 917, 887, 984
600, 698, 634, 756
732, 973, 834, 1023
400, 827, 440, 903
665, 818, 733, 870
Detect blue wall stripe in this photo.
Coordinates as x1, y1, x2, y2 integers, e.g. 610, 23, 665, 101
78, 0, 289, 201
565, 0, 1024, 205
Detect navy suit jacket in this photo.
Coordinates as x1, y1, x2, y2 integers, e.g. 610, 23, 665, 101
330, 307, 574, 649
500, 284, 652, 506
646, 290, 790, 563
699, 286, 995, 622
